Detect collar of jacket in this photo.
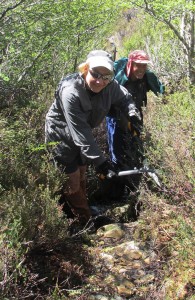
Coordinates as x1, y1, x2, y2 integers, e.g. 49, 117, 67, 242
114, 58, 128, 86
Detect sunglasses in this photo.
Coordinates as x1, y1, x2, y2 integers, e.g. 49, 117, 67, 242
89, 69, 114, 82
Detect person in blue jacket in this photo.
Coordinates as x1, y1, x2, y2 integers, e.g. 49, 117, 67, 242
106, 50, 165, 201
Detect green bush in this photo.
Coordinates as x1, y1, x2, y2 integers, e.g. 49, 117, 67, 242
0, 96, 67, 257
144, 86, 195, 202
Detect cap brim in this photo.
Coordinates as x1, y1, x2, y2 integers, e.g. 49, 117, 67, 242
87, 56, 114, 72
133, 59, 152, 64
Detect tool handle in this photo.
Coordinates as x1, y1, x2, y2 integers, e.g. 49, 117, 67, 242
118, 168, 155, 177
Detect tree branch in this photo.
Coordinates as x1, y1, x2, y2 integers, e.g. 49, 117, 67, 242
129, 0, 191, 51
0, 0, 26, 21
145, 10, 190, 51
17, 41, 51, 82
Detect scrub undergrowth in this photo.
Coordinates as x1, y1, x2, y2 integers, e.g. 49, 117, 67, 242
0, 84, 194, 299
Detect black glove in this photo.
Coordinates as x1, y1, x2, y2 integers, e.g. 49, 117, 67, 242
128, 105, 142, 136
129, 116, 143, 136
96, 160, 116, 179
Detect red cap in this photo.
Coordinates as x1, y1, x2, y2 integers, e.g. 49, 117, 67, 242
126, 50, 153, 77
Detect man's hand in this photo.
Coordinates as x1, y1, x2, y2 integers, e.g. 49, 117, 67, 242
128, 105, 141, 121
128, 105, 142, 136
130, 116, 143, 136
96, 160, 116, 180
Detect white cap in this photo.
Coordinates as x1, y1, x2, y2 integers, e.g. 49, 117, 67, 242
86, 50, 114, 72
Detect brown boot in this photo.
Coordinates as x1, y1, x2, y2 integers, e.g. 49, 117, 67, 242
80, 180, 87, 195
65, 188, 91, 225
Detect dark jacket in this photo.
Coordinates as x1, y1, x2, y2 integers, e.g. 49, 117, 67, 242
45, 73, 139, 167
108, 58, 165, 122
114, 57, 165, 95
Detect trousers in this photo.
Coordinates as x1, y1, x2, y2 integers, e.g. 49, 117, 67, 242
64, 166, 91, 224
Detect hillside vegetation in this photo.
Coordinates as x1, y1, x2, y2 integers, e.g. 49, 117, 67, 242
0, 0, 194, 299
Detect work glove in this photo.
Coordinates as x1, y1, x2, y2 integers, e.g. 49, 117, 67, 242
96, 160, 117, 180
130, 116, 143, 136
128, 105, 142, 136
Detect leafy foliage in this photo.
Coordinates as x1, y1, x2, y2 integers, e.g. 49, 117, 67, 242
0, 0, 195, 298
144, 86, 195, 208
0, 0, 121, 102
119, 0, 195, 83
122, 14, 184, 79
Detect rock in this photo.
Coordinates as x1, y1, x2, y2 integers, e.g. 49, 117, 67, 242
117, 280, 135, 296
123, 249, 143, 260
132, 269, 146, 278
87, 220, 157, 299
104, 274, 115, 284
131, 261, 143, 269
134, 273, 155, 284
97, 224, 125, 239
113, 241, 139, 256
99, 253, 114, 268
112, 205, 130, 216
119, 268, 127, 274
92, 295, 109, 300
144, 257, 151, 264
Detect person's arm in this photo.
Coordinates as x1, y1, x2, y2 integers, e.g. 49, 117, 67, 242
108, 81, 142, 135
60, 86, 106, 167
111, 81, 141, 120
146, 70, 165, 95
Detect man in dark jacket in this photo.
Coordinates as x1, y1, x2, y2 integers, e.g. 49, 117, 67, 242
45, 50, 141, 225
106, 50, 165, 200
